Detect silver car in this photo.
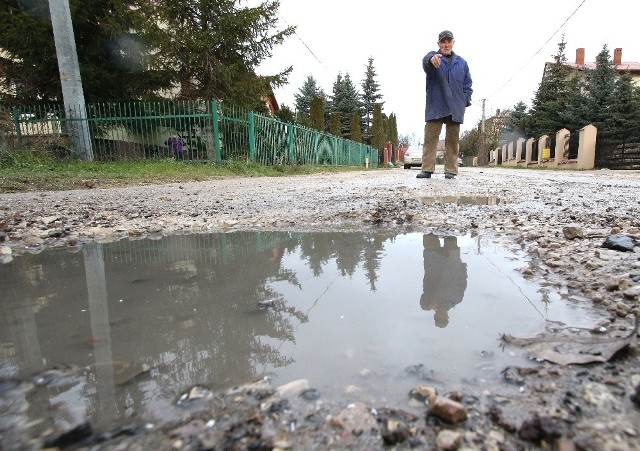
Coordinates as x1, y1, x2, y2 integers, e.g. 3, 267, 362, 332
403, 145, 464, 169
402, 145, 423, 169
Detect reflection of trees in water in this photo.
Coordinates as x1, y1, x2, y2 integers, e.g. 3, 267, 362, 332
0, 230, 397, 429
361, 234, 387, 291
299, 234, 330, 276
297, 232, 392, 290
102, 232, 308, 394
540, 288, 551, 314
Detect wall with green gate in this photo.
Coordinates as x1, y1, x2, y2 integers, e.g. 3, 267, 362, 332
1, 100, 378, 167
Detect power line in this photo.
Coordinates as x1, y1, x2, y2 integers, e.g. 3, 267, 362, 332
280, 17, 329, 72
487, 0, 587, 100
294, 33, 327, 70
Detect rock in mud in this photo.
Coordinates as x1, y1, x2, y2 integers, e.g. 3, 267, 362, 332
602, 234, 638, 252
428, 395, 468, 424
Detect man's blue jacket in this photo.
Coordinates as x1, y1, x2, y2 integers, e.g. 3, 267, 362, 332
423, 51, 473, 124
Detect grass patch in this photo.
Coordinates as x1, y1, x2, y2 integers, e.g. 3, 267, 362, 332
0, 148, 375, 193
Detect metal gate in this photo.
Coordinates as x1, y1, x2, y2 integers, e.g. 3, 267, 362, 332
595, 126, 640, 169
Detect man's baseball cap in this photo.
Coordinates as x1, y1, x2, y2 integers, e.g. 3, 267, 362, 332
438, 30, 454, 42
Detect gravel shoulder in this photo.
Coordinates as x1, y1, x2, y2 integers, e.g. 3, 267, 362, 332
1, 166, 640, 450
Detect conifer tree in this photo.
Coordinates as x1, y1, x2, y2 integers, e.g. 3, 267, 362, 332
0, 0, 170, 103
331, 73, 361, 139
580, 45, 618, 130
329, 112, 342, 137
528, 36, 573, 137
361, 57, 383, 142
1, 0, 294, 108
606, 72, 640, 133
370, 103, 385, 150
294, 75, 326, 124
504, 101, 533, 138
134, 0, 294, 110
275, 105, 295, 123
386, 113, 398, 147
382, 113, 389, 149
350, 113, 363, 143
562, 44, 627, 134
310, 96, 325, 131
560, 74, 588, 131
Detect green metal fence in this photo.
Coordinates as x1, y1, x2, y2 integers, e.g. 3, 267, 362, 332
1, 100, 378, 167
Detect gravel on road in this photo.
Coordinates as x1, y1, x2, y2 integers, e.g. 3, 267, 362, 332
1, 166, 640, 450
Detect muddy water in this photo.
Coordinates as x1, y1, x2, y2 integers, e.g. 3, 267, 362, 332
0, 231, 599, 434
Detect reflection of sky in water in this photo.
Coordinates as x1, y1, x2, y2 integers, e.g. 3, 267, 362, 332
0, 231, 599, 434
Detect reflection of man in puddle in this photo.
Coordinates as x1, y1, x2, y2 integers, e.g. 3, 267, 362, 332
420, 233, 467, 328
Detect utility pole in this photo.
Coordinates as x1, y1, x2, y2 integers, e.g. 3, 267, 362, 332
478, 98, 487, 166
48, 0, 94, 160
481, 99, 486, 135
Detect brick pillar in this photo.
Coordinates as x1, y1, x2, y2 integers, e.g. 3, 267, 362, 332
576, 48, 585, 65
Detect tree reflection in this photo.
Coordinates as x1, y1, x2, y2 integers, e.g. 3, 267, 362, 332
297, 232, 391, 290
0, 230, 397, 432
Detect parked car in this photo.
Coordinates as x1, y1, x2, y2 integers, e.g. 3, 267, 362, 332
403, 146, 464, 169
403, 145, 423, 169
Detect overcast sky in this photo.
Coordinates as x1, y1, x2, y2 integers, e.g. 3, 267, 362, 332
256, 0, 640, 144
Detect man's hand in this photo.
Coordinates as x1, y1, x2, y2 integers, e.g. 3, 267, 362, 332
430, 54, 442, 68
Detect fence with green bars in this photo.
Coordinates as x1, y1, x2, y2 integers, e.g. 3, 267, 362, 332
0, 100, 379, 167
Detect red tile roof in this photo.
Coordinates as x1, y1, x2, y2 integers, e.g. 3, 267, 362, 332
564, 62, 640, 73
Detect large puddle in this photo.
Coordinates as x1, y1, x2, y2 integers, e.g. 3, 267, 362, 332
0, 231, 599, 433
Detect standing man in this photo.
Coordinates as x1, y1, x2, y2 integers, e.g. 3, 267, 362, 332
417, 30, 473, 179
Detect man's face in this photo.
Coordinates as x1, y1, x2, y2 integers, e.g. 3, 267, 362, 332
438, 38, 454, 55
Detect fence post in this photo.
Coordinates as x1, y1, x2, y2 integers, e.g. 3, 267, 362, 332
11, 107, 22, 145
287, 123, 295, 163
525, 138, 534, 165
516, 137, 526, 163
312, 130, 319, 164
248, 111, 256, 162
553, 128, 570, 166
577, 124, 597, 169
538, 135, 549, 165
210, 100, 221, 165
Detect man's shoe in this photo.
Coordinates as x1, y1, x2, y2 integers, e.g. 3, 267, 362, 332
444, 172, 456, 179
416, 171, 432, 179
